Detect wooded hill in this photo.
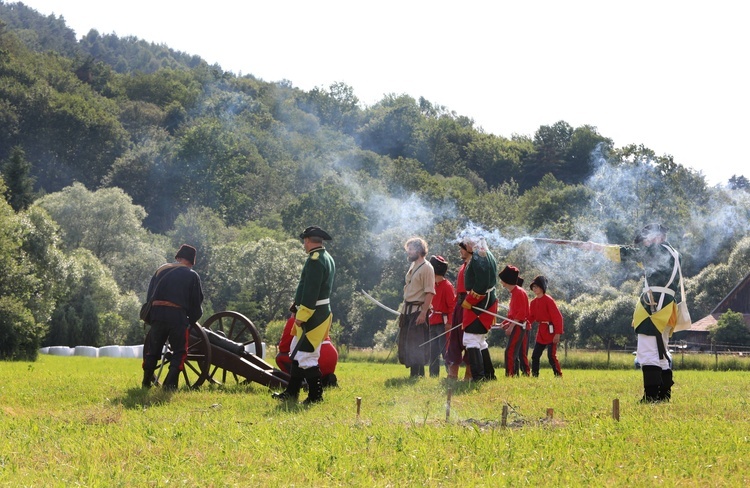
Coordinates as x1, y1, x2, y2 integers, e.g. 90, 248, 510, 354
2, 1, 750, 360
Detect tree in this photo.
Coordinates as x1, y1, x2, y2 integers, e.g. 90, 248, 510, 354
709, 310, 750, 348
1, 146, 35, 211
728, 175, 749, 191
33, 183, 165, 296
574, 292, 635, 361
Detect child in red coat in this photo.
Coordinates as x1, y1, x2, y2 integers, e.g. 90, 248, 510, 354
528, 276, 564, 377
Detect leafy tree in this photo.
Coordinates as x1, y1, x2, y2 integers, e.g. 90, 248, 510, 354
211, 238, 303, 329
45, 249, 126, 347
709, 310, 750, 348
33, 183, 165, 295
1, 145, 35, 211
728, 175, 749, 191
0, 176, 45, 358
358, 94, 423, 159
574, 292, 635, 359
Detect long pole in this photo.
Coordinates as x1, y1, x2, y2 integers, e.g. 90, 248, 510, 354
471, 306, 526, 327
418, 324, 461, 347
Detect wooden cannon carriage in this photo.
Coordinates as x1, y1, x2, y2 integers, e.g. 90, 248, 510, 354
146, 311, 289, 389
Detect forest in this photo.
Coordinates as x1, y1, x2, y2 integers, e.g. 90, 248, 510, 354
2, 1, 750, 360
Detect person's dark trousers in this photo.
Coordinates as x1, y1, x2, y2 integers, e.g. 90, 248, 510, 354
481, 348, 496, 380
505, 326, 523, 376
142, 320, 188, 388
272, 360, 303, 400
410, 365, 425, 378
531, 342, 547, 377
658, 368, 674, 402
547, 342, 563, 377
428, 325, 444, 377
510, 326, 528, 376
302, 366, 324, 404
640, 365, 663, 403
466, 347, 485, 381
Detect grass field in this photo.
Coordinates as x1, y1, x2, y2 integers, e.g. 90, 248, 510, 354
1, 353, 749, 487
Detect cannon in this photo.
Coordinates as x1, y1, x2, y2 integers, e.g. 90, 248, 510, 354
146, 311, 289, 389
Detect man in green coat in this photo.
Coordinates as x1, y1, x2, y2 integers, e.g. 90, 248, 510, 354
272, 226, 335, 404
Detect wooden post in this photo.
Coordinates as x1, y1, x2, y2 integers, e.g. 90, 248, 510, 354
446, 388, 452, 422
612, 398, 620, 421
501, 404, 508, 427
356, 397, 361, 418
546, 408, 554, 419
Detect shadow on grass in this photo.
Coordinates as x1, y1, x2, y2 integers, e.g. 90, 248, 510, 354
110, 386, 177, 410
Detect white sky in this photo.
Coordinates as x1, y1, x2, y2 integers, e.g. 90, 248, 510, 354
17, 0, 750, 185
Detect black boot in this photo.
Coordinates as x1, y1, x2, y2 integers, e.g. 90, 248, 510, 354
467, 348, 485, 381
302, 366, 323, 405
639, 365, 662, 403
481, 348, 496, 380
658, 369, 674, 402
272, 360, 303, 401
162, 368, 181, 391
142, 368, 156, 389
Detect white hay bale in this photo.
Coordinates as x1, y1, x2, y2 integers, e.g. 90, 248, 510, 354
98, 345, 122, 358
48, 346, 74, 356
38, 347, 50, 355
74, 345, 99, 357
120, 346, 137, 358
131, 344, 144, 358
244, 342, 267, 359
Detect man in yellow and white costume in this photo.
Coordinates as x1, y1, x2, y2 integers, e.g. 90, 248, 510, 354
591, 223, 684, 403
272, 226, 335, 404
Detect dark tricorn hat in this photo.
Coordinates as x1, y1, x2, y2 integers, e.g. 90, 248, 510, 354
299, 226, 332, 240
175, 244, 197, 265
530, 275, 547, 294
634, 223, 668, 244
429, 255, 448, 276
499, 265, 521, 285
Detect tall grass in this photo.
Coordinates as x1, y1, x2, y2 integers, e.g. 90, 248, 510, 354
1, 355, 748, 486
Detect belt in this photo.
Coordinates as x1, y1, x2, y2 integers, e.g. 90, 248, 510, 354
643, 286, 675, 296
152, 300, 181, 308
315, 298, 330, 306
403, 302, 422, 314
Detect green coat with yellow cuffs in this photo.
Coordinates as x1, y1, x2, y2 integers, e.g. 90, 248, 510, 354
293, 246, 335, 353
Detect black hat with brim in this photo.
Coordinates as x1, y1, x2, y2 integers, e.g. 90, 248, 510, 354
299, 226, 332, 240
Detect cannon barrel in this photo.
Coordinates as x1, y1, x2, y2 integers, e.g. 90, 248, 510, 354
204, 327, 246, 355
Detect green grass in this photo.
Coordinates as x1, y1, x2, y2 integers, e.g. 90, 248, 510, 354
1, 355, 749, 487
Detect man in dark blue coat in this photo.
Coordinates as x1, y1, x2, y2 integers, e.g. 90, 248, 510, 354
141, 244, 204, 390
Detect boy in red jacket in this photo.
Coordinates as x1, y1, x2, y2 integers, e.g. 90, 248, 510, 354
427, 255, 456, 377
498, 265, 530, 377
528, 276, 564, 377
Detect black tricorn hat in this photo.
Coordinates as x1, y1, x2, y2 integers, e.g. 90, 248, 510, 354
299, 226, 332, 240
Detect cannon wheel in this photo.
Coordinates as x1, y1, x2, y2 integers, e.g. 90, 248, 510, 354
201, 311, 263, 386
149, 323, 211, 389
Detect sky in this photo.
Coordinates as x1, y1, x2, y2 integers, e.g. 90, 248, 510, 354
17, 0, 750, 185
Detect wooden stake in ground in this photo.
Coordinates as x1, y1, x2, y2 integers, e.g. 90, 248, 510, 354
612, 398, 620, 421
356, 397, 361, 418
446, 388, 452, 422
501, 404, 508, 427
